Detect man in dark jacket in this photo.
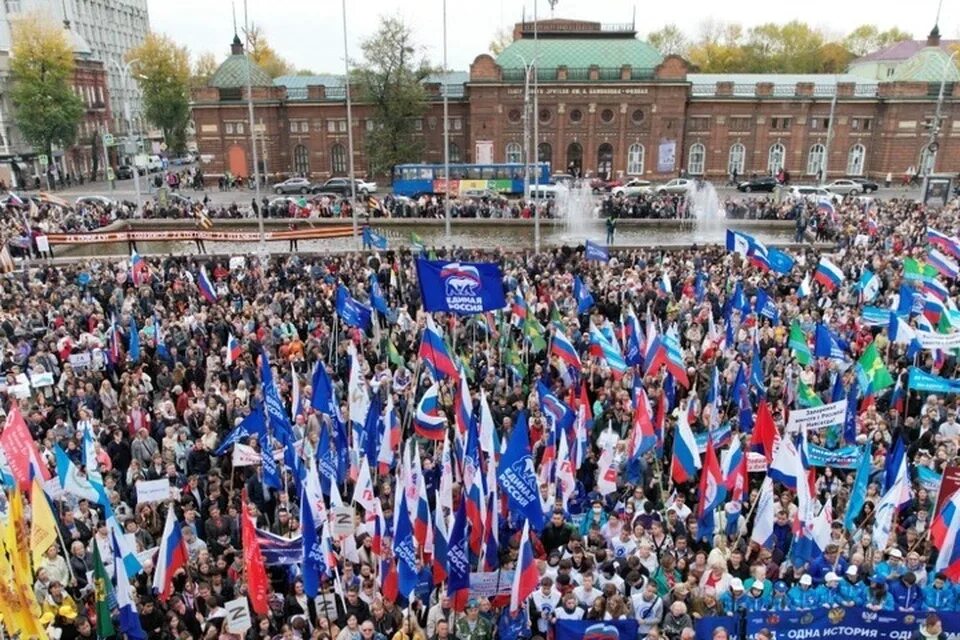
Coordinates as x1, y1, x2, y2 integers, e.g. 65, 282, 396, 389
541, 510, 574, 555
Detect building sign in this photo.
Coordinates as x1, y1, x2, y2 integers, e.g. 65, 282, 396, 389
475, 140, 494, 164
657, 140, 676, 173
504, 87, 650, 96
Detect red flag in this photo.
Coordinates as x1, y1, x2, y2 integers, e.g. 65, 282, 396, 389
0, 406, 50, 490
697, 437, 725, 520
751, 400, 777, 464
241, 491, 270, 615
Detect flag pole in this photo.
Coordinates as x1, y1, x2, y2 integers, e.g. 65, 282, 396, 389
732, 480, 764, 549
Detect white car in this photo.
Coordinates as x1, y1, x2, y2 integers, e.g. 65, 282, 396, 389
611, 178, 653, 198
786, 185, 835, 200
823, 179, 865, 196
656, 178, 694, 195
528, 184, 560, 200
75, 195, 114, 208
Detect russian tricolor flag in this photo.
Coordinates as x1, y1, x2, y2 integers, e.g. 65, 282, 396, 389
933, 490, 960, 580
226, 333, 241, 366
670, 413, 702, 484
509, 520, 539, 613
152, 506, 189, 601
814, 257, 844, 291
130, 249, 149, 286
928, 248, 959, 280
198, 266, 217, 303
414, 383, 447, 440
928, 228, 960, 259
550, 327, 581, 371
419, 316, 460, 381
588, 323, 627, 377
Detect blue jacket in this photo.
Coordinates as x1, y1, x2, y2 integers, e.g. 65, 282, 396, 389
787, 586, 821, 609
873, 561, 906, 583
771, 523, 792, 556
816, 585, 843, 607
923, 584, 954, 611
743, 592, 769, 612
889, 581, 922, 611
838, 579, 868, 607
808, 556, 849, 584
719, 592, 749, 614
769, 594, 790, 611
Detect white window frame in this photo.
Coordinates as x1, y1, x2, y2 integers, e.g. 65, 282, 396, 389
806, 144, 825, 176
626, 143, 644, 175
687, 143, 706, 176
505, 142, 522, 164
728, 143, 746, 175
847, 144, 866, 176
768, 143, 786, 174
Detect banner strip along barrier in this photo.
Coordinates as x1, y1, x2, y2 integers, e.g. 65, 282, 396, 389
44, 226, 356, 245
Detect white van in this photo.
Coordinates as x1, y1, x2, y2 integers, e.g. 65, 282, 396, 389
146, 155, 164, 173
527, 184, 560, 200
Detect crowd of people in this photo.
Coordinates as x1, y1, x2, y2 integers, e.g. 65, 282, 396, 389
0, 182, 959, 640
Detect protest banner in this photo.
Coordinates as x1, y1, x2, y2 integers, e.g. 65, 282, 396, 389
787, 400, 847, 433
136, 478, 172, 504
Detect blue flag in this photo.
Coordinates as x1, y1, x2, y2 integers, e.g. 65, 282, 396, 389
362, 226, 388, 250
416, 259, 506, 315
393, 491, 419, 599
215, 404, 266, 455
768, 247, 795, 274
754, 289, 780, 324
843, 380, 859, 444
336, 284, 373, 330
496, 412, 545, 531
751, 343, 766, 395
260, 429, 282, 489
573, 276, 594, 314
369, 274, 389, 315
316, 424, 337, 495
844, 440, 873, 532
128, 315, 140, 362
814, 324, 847, 360
310, 360, 340, 417
446, 501, 470, 604
300, 488, 324, 597
259, 348, 294, 443
584, 239, 609, 262
897, 284, 917, 316
884, 435, 906, 493
360, 393, 382, 469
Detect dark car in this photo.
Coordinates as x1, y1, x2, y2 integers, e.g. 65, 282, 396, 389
736, 176, 779, 193
115, 165, 146, 179
851, 178, 879, 193
315, 177, 376, 196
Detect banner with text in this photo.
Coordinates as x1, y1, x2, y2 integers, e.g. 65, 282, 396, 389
787, 400, 847, 433
556, 619, 638, 640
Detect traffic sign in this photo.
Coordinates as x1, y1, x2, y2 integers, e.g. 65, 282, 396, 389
103, 133, 115, 146
106, 168, 115, 181
38, 154, 48, 167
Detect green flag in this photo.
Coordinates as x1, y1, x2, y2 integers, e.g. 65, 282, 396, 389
93, 539, 115, 638
903, 258, 924, 281
857, 343, 894, 393
789, 320, 812, 366
796, 379, 823, 408
387, 341, 404, 368
523, 315, 547, 353
506, 347, 527, 380
410, 232, 425, 252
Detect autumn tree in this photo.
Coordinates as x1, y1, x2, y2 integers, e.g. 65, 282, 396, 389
9, 14, 84, 168
355, 16, 434, 176
489, 27, 513, 56
844, 25, 913, 57
647, 24, 689, 57
128, 33, 191, 153
190, 51, 219, 89
243, 23, 293, 78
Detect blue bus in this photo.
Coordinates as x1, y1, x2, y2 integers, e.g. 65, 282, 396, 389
391, 162, 551, 197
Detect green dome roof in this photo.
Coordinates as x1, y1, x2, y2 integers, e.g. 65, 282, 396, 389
892, 47, 960, 82
496, 38, 663, 71
210, 50, 271, 89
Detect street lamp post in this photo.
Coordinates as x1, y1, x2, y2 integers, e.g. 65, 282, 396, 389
514, 53, 539, 251
442, 0, 451, 241
341, 0, 359, 249
242, 0, 265, 259
111, 58, 142, 216
927, 51, 959, 174
532, 0, 540, 253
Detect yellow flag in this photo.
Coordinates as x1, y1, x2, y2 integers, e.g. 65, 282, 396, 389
5, 488, 29, 577
30, 478, 58, 570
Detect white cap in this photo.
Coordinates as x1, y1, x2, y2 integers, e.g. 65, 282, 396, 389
825, 572, 840, 583
730, 578, 744, 591
799, 574, 813, 586
846, 565, 859, 576
888, 548, 903, 559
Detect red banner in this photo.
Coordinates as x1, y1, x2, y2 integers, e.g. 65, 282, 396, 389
45, 226, 355, 245
0, 407, 50, 490
241, 491, 270, 615
935, 463, 960, 516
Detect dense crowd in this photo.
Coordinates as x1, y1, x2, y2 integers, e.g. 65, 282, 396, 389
1, 189, 960, 640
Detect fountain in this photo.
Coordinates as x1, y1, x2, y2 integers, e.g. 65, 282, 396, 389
687, 180, 726, 239
554, 181, 600, 240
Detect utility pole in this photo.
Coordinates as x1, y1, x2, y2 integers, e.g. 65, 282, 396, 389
532, 0, 540, 253
442, 0, 451, 241
926, 50, 958, 174
112, 58, 142, 215
341, 0, 359, 248
243, 0, 265, 258
821, 84, 838, 185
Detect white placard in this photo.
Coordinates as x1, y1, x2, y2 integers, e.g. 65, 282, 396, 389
231, 443, 260, 467
917, 330, 960, 351
224, 597, 251, 634
35, 235, 49, 253
786, 399, 848, 434
330, 505, 355, 539
30, 372, 54, 387
69, 352, 92, 370
229, 256, 245, 271
469, 570, 515, 597
747, 451, 769, 473
8, 383, 31, 398
135, 478, 172, 504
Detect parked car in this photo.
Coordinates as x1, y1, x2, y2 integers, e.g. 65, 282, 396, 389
611, 178, 653, 198
75, 195, 114, 208
460, 188, 508, 205
850, 177, 879, 193
317, 177, 377, 196
823, 179, 864, 196
272, 177, 314, 194
145, 155, 164, 172
551, 173, 576, 186
656, 178, 693, 195
528, 184, 560, 200
736, 176, 779, 192
786, 185, 834, 200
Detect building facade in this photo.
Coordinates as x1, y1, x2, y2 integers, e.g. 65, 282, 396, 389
191, 19, 960, 185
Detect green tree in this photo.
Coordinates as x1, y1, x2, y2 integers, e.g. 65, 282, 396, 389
190, 51, 219, 89
243, 23, 293, 78
843, 25, 912, 57
816, 42, 854, 72
128, 33, 191, 154
488, 27, 512, 56
9, 15, 85, 166
355, 16, 434, 176
647, 24, 689, 57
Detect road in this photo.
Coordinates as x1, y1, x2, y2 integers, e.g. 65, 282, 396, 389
28, 177, 927, 210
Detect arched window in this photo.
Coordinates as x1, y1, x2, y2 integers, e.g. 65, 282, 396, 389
728, 143, 745, 176
448, 142, 461, 163
293, 144, 309, 176
505, 142, 522, 164
566, 142, 583, 176
687, 143, 706, 175
330, 144, 346, 175
847, 144, 866, 176
806, 144, 825, 176
537, 142, 552, 168
626, 143, 644, 175
597, 143, 613, 180
768, 143, 786, 174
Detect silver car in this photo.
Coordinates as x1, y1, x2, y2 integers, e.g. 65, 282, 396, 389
656, 178, 693, 195
272, 177, 314, 194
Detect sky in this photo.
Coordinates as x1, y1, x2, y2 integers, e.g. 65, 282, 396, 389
149, 0, 958, 73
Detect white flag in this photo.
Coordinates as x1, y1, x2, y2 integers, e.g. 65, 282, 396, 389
750, 476, 775, 547
596, 444, 618, 496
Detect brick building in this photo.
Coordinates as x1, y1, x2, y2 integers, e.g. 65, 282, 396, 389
190, 20, 960, 185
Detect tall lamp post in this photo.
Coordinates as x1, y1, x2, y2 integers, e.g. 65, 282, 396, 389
111, 58, 143, 215
242, 0, 265, 258
341, 0, 359, 249
926, 50, 959, 174
442, 0, 451, 241
514, 53, 539, 252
